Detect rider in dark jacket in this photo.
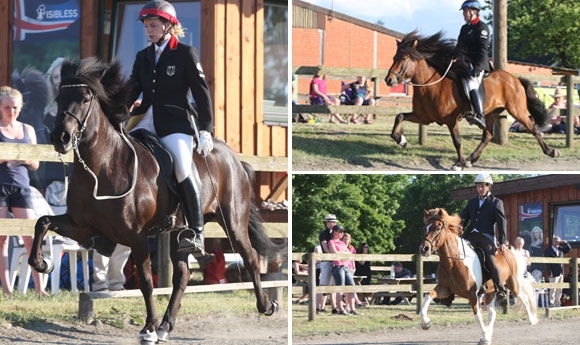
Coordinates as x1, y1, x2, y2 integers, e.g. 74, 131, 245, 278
455, 0, 490, 130
460, 174, 509, 303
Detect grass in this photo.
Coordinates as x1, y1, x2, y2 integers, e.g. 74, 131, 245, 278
291, 298, 580, 338
0, 289, 286, 329
292, 115, 580, 171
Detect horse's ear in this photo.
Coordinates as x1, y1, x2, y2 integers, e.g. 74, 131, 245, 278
396, 39, 401, 46
424, 209, 429, 217
438, 208, 444, 216
412, 40, 418, 48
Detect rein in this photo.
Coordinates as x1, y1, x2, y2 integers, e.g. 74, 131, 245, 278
60, 83, 139, 200
409, 59, 454, 87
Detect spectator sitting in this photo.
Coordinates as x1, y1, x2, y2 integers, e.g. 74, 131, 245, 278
382, 262, 413, 305
510, 88, 580, 134
342, 76, 375, 124
309, 74, 347, 124
292, 259, 309, 304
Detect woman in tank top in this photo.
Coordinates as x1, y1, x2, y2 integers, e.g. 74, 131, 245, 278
0, 86, 46, 296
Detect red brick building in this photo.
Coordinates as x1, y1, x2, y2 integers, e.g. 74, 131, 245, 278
292, 0, 570, 103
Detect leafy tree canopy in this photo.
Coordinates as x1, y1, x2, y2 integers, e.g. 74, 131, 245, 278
292, 174, 533, 256
483, 0, 580, 68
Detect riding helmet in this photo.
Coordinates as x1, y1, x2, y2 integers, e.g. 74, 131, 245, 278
459, 0, 481, 11
474, 173, 493, 185
138, 0, 179, 25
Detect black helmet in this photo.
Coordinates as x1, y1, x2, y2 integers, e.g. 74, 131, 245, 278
459, 1, 481, 11
138, 0, 179, 25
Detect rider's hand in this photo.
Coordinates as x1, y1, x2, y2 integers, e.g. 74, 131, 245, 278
196, 130, 214, 156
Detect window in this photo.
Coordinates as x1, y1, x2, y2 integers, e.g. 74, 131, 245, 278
552, 202, 580, 246
110, 1, 201, 78
263, 1, 288, 127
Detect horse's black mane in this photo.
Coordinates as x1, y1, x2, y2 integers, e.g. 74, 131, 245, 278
60, 57, 131, 128
397, 30, 469, 80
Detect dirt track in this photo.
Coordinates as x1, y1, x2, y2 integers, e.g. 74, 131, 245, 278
0, 312, 288, 345
293, 315, 580, 345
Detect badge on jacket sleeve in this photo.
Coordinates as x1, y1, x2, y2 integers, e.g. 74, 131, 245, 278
166, 65, 175, 76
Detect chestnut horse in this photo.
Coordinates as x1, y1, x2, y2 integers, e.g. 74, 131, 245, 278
385, 31, 560, 170
27, 58, 287, 344
420, 208, 537, 345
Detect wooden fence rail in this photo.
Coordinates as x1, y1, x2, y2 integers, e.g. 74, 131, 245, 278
0, 142, 287, 172
292, 252, 579, 321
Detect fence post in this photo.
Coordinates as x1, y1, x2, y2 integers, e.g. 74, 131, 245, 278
419, 125, 427, 145
415, 252, 424, 314
307, 252, 317, 321
572, 257, 578, 306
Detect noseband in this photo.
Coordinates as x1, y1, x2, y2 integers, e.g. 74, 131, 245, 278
388, 57, 411, 84
423, 220, 445, 252
60, 83, 95, 150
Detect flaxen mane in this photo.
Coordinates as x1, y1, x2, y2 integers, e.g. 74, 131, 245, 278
424, 207, 463, 236
397, 31, 469, 81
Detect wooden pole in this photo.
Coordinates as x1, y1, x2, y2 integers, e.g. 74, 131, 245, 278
157, 233, 172, 288
566, 75, 574, 148
492, 0, 509, 145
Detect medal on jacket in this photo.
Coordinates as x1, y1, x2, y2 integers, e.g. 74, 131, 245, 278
166, 65, 175, 76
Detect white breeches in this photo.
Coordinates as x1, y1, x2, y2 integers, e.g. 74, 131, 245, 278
160, 133, 194, 183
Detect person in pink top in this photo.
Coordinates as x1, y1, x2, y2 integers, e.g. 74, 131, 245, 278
328, 226, 360, 315
309, 74, 348, 124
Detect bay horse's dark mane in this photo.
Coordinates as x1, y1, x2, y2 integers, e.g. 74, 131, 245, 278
398, 30, 469, 81
60, 57, 131, 128
424, 207, 463, 237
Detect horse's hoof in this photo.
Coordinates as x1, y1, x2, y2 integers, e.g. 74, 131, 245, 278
138, 330, 158, 345
264, 300, 279, 316
552, 149, 561, 158
478, 339, 491, 345
156, 327, 169, 343
421, 322, 431, 330
464, 160, 473, 168
399, 135, 408, 149
42, 254, 54, 274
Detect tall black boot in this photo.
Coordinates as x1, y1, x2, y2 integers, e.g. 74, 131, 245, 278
176, 172, 215, 268
486, 255, 507, 302
466, 90, 487, 130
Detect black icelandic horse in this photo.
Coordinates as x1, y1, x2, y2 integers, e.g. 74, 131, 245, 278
28, 57, 287, 344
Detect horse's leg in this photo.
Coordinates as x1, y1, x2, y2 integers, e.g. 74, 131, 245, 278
157, 231, 190, 342
447, 122, 468, 171
28, 214, 92, 273
464, 111, 499, 166
222, 206, 275, 315
420, 287, 451, 330
390, 112, 417, 148
131, 238, 158, 345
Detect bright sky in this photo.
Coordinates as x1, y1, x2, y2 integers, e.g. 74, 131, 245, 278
300, 0, 490, 39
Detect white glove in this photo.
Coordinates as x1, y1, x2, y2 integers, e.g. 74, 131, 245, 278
196, 130, 214, 156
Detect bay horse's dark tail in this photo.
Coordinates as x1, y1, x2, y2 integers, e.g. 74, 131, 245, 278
519, 77, 550, 128
242, 161, 288, 264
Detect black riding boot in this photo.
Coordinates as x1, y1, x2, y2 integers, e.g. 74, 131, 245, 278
176, 172, 215, 268
466, 90, 486, 130
486, 255, 507, 302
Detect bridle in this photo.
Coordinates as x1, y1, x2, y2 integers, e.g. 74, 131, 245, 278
59, 83, 138, 200
423, 218, 466, 260
388, 53, 454, 87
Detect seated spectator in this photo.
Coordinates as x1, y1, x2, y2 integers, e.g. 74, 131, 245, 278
309, 74, 348, 124
292, 259, 309, 304
342, 76, 375, 124
510, 88, 580, 134
382, 262, 413, 305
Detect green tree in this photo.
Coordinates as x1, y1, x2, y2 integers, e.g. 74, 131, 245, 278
483, 0, 580, 68
291, 174, 407, 254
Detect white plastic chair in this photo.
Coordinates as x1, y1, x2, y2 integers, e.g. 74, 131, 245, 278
8, 236, 51, 294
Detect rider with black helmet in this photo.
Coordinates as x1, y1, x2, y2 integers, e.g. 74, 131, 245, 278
455, 0, 490, 130
126, 0, 215, 266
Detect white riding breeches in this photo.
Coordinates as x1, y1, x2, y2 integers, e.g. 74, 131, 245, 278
160, 133, 194, 183
466, 71, 484, 91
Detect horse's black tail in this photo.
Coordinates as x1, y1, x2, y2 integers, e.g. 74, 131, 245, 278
241, 161, 288, 264
519, 77, 550, 128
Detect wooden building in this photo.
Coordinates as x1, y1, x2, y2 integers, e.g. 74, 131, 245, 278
0, 0, 288, 208
452, 174, 580, 261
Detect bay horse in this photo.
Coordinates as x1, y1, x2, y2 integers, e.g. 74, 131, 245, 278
27, 57, 287, 344
420, 208, 537, 345
385, 31, 560, 171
